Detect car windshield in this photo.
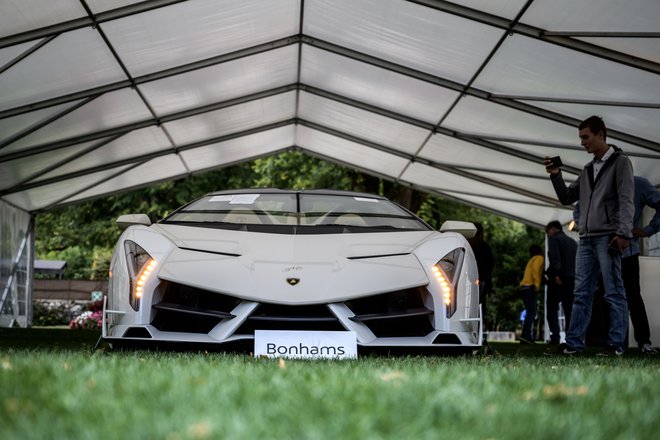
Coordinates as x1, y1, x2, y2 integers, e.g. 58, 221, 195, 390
161, 192, 430, 233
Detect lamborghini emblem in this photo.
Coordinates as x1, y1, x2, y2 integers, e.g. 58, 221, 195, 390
286, 278, 300, 286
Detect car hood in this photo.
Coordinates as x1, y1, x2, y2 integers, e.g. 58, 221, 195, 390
150, 224, 438, 304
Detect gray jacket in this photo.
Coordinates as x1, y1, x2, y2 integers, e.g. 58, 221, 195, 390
551, 146, 634, 239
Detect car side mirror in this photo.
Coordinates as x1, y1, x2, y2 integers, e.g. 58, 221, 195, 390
116, 214, 151, 229
439, 221, 477, 239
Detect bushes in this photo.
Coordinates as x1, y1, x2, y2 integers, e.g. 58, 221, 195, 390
69, 310, 103, 330
32, 299, 103, 329
68, 300, 103, 330
38, 246, 112, 280
32, 300, 80, 326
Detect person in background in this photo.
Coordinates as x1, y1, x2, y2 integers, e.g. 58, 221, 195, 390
544, 221, 577, 347
544, 115, 634, 356
622, 176, 660, 354
468, 222, 494, 334
519, 244, 544, 344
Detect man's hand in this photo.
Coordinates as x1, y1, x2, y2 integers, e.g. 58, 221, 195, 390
543, 157, 560, 175
611, 236, 630, 253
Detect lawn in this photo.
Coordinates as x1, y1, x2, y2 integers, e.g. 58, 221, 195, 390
1, 328, 659, 440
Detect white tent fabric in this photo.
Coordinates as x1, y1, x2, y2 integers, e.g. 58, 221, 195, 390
1, 0, 659, 228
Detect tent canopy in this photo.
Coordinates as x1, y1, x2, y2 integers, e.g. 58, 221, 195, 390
1, 0, 658, 228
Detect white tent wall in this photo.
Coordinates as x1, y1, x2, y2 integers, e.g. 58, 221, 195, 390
0, 0, 659, 328
0, 200, 33, 328
637, 258, 660, 348
643, 209, 660, 257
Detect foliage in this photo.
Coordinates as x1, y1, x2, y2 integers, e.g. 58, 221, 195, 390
252, 150, 359, 190
89, 246, 113, 280
68, 300, 104, 330
489, 224, 545, 331
68, 310, 103, 330
31, 301, 72, 326
32, 300, 102, 327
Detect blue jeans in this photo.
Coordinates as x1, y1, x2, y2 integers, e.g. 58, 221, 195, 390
521, 286, 537, 340
566, 235, 628, 352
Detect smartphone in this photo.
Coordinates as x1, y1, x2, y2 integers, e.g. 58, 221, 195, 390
548, 156, 563, 168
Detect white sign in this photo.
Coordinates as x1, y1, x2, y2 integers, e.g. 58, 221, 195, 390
209, 195, 233, 202
229, 194, 260, 204
208, 194, 260, 204
254, 330, 357, 359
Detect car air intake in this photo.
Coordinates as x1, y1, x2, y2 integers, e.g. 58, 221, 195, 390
236, 303, 345, 334
150, 281, 242, 334
344, 287, 434, 337
432, 333, 462, 344
123, 327, 152, 338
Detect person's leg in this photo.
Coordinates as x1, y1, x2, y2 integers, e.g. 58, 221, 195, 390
560, 278, 575, 333
546, 284, 561, 343
521, 287, 537, 340
565, 238, 598, 352
596, 236, 629, 351
622, 255, 651, 346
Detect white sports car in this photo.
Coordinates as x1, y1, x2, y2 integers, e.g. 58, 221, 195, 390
103, 189, 482, 352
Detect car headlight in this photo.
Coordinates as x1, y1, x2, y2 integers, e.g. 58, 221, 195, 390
432, 248, 464, 318
124, 240, 157, 311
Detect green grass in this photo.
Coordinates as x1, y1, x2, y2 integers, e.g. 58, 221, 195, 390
2, 329, 660, 440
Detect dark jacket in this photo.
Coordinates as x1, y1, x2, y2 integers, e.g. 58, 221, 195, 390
546, 231, 577, 279
551, 146, 634, 239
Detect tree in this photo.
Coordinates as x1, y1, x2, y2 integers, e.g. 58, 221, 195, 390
252, 150, 358, 190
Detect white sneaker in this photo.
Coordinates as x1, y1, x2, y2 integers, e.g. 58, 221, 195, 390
640, 344, 658, 355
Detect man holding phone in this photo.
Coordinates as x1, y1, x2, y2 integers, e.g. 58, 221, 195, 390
544, 115, 634, 356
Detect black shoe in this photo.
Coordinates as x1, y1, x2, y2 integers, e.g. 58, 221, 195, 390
544, 343, 579, 356
639, 344, 658, 355
519, 336, 535, 345
544, 342, 559, 352
596, 345, 624, 357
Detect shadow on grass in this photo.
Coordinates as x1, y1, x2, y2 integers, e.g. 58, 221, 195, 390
1, 327, 657, 359
0, 327, 480, 356
0, 327, 101, 351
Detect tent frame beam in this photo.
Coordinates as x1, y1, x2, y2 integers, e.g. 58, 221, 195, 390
0, 0, 657, 221
5, 117, 564, 209
2, 35, 657, 154
2, 0, 658, 75
0, 0, 189, 49
407, 0, 660, 75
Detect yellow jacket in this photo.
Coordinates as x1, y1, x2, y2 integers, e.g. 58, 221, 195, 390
520, 254, 544, 291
